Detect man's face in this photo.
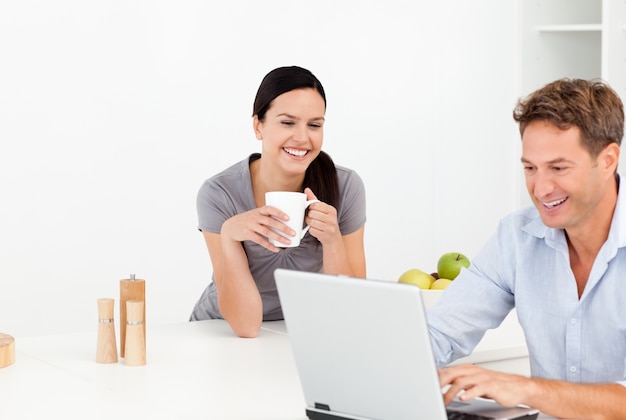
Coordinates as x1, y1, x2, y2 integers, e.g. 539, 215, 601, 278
521, 120, 617, 233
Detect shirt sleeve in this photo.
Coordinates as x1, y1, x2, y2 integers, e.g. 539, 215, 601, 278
196, 178, 236, 233
427, 226, 516, 367
337, 168, 367, 235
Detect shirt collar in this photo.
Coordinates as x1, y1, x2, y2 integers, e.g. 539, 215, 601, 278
608, 174, 626, 248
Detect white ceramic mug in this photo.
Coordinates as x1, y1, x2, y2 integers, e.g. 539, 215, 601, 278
265, 191, 320, 248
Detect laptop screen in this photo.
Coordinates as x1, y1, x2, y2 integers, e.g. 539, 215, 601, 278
274, 269, 539, 420
275, 269, 451, 419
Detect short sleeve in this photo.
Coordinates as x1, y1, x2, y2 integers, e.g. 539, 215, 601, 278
196, 179, 235, 233
195, 157, 255, 233
337, 168, 367, 235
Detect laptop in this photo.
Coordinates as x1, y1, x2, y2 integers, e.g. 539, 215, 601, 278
274, 269, 540, 420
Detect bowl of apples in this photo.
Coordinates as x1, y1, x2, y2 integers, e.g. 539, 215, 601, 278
397, 252, 470, 309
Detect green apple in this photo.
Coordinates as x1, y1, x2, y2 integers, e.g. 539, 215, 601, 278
436, 252, 470, 280
430, 278, 453, 290
398, 269, 435, 290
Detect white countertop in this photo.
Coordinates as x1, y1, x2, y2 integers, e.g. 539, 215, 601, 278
0, 320, 555, 419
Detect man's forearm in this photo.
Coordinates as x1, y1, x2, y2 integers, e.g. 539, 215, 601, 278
526, 378, 626, 420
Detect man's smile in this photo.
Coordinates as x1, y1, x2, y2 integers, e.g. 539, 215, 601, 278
542, 197, 568, 209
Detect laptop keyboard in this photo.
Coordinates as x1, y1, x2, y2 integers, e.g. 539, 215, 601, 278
446, 410, 492, 420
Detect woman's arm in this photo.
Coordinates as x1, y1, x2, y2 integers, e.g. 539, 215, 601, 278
322, 227, 366, 278
202, 205, 294, 338
304, 188, 366, 278
203, 231, 262, 338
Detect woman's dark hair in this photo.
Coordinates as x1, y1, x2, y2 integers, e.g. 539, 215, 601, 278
253, 66, 339, 207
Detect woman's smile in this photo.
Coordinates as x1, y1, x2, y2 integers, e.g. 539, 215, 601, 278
283, 147, 309, 157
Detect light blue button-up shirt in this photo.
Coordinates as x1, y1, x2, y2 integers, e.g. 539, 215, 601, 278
428, 182, 626, 387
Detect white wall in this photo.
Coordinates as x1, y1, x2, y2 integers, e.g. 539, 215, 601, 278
0, 1, 520, 337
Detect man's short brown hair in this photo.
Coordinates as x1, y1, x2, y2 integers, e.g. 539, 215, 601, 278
513, 79, 624, 157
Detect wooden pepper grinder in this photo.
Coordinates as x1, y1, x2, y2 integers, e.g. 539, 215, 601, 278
124, 300, 146, 366
96, 298, 118, 364
120, 273, 145, 357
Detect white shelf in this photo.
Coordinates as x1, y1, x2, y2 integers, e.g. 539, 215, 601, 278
535, 24, 602, 32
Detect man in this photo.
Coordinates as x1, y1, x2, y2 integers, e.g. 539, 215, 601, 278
428, 78, 626, 419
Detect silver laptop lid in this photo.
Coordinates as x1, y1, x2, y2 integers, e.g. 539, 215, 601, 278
275, 269, 448, 420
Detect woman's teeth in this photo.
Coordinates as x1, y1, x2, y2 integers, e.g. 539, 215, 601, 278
543, 197, 567, 209
284, 148, 307, 157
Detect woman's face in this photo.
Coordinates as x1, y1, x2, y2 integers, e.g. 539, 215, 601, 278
253, 88, 325, 177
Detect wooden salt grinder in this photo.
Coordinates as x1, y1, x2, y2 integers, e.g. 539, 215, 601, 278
120, 274, 145, 357
96, 298, 118, 364
124, 300, 146, 366
0, 332, 15, 369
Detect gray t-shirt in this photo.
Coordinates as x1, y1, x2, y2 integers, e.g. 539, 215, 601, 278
190, 153, 367, 321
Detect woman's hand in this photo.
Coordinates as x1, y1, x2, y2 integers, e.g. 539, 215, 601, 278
220, 205, 295, 252
304, 187, 342, 247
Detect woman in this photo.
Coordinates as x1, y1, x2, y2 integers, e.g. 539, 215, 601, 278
190, 66, 366, 337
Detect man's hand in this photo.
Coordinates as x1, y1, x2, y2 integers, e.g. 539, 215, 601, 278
439, 364, 531, 408
439, 363, 626, 420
